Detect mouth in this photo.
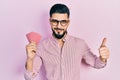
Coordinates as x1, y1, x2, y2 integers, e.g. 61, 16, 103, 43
56, 29, 62, 32
54, 28, 64, 33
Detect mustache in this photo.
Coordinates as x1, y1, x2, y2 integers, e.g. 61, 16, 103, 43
54, 28, 64, 30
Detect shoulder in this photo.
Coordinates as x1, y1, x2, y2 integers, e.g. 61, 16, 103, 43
68, 35, 89, 48
37, 37, 52, 46
68, 35, 85, 43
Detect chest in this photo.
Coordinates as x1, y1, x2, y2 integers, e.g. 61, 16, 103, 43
41, 41, 83, 66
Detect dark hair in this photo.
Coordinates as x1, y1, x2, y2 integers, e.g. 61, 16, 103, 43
50, 3, 70, 18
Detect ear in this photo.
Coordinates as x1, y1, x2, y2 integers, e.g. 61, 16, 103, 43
49, 18, 52, 24
49, 18, 52, 27
49, 18, 51, 22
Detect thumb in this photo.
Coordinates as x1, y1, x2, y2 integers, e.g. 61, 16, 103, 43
100, 38, 107, 47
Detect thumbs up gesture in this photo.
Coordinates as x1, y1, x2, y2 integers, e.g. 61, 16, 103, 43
99, 38, 110, 62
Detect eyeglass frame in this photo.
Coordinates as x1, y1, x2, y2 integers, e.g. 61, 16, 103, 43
50, 19, 70, 26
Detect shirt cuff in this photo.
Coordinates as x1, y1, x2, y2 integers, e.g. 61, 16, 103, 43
95, 57, 107, 69
24, 69, 38, 80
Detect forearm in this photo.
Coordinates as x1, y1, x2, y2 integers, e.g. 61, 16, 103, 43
83, 51, 107, 69
25, 58, 33, 72
24, 56, 42, 80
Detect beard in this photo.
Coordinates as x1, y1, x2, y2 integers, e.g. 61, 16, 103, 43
52, 28, 67, 39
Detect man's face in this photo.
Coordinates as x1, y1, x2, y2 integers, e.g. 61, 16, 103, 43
50, 13, 70, 39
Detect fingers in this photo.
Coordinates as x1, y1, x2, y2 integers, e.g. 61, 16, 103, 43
99, 47, 110, 59
100, 37, 107, 47
99, 37, 110, 62
26, 45, 36, 51
100, 53, 109, 59
26, 42, 36, 49
26, 41, 36, 47
26, 42, 37, 59
26, 44, 36, 52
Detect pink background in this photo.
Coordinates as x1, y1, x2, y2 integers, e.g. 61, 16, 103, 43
0, 0, 120, 80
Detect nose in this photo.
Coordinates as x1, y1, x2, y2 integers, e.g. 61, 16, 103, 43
57, 22, 62, 28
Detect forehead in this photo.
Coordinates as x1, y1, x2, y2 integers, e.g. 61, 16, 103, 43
51, 13, 69, 20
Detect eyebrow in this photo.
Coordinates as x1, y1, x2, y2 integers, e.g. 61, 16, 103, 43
50, 19, 69, 21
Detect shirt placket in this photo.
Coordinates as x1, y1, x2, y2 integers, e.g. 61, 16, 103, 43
60, 44, 65, 80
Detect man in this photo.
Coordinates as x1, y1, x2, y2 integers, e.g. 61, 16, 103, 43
24, 3, 110, 80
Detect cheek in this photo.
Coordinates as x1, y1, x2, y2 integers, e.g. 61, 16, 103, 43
51, 26, 55, 30
64, 26, 68, 31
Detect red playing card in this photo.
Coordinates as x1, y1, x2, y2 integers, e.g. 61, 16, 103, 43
26, 32, 41, 44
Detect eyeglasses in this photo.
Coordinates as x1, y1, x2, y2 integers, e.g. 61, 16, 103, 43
50, 19, 69, 26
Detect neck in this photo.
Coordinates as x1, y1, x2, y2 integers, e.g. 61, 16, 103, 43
58, 33, 67, 42
58, 39, 64, 48
55, 33, 67, 48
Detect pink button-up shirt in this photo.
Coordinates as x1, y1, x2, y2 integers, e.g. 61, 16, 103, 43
24, 34, 106, 80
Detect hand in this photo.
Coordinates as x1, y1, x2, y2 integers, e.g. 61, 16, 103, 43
26, 41, 37, 60
99, 38, 110, 62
